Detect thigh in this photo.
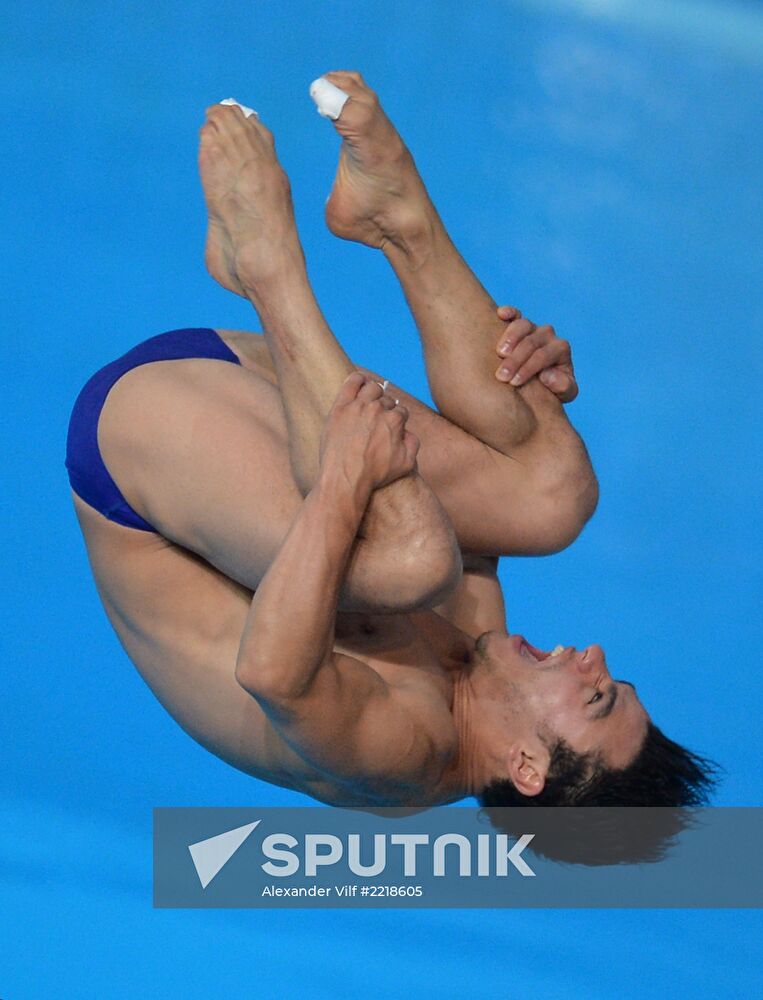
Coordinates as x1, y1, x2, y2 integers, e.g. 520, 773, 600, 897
99, 356, 300, 590
205, 332, 550, 553
99, 345, 553, 598
214, 333, 568, 553
356, 367, 543, 553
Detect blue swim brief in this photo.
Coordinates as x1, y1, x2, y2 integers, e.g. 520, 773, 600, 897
65, 328, 241, 532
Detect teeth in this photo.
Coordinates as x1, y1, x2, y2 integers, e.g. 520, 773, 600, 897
551, 645, 565, 656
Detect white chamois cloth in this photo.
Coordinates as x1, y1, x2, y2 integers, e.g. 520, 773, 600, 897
309, 77, 349, 120
219, 97, 258, 118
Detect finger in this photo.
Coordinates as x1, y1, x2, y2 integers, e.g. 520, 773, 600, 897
496, 325, 558, 377
378, 394, 397, 411
496, 305, 521, 322
496, 328, 552, 381
357, 378, 384, 402
333, 371, 368, 405
539, 367, 578, 402
403, 430, 420, 468
386, 403, 409, 429
564, 379, 579, 403
540, 368, 579, 403
496, 318, 535, 357
509, 340, 570, 387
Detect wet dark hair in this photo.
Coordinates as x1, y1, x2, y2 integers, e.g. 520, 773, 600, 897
479, 723, 720, 864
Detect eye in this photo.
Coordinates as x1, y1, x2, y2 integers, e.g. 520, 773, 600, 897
588, 691, 604, 704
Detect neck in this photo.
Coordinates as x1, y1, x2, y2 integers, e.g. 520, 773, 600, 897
438, 665, 491, 800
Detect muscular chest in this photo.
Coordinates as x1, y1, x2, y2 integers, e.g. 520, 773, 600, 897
333, 608, 471, 695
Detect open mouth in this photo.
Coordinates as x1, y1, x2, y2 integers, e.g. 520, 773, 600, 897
517, 638, 567, 663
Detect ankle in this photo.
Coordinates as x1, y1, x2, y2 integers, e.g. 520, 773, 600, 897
237, 239, 307, 301
381, 203, 444, 267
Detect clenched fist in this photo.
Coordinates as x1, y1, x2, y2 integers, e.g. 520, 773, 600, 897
319, 372, 420, 491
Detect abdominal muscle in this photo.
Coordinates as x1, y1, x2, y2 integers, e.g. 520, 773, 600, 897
73, 492, 467, 806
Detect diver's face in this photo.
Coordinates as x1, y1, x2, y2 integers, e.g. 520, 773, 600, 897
475, 632, 649, 769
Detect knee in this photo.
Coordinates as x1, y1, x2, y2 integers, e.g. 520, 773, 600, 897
530, 471, 599, 555
397, 535, 464, 610
342, 533, 463, 613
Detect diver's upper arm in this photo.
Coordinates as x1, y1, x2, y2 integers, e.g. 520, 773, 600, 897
252, 652, 446, 793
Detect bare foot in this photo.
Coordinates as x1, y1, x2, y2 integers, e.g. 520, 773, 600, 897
320, 72, 433, 250
204, 214, 246, 297
198, 103, 301, 294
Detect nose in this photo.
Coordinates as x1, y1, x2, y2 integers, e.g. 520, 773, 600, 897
577, 644, 607, 673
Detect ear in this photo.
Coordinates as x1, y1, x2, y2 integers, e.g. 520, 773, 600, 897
506, 743, 549, 798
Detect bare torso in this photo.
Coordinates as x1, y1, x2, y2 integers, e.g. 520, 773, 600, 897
73, 330, 506, 806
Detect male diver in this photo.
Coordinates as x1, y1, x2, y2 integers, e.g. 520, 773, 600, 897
66, 72, 713, 809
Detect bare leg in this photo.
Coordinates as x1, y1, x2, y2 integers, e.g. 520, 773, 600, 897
321, 72, 597, 517
198, 102, 461, 609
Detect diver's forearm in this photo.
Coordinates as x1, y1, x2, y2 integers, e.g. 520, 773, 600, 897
235, 467, 370, 698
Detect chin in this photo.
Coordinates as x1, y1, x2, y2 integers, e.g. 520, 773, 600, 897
474, 631, 492, 657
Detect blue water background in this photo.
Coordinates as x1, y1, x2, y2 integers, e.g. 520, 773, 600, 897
2, 1, 762, 995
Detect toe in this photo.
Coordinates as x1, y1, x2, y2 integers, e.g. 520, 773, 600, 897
204, 104, 238, 137
324, 70, 374, 100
